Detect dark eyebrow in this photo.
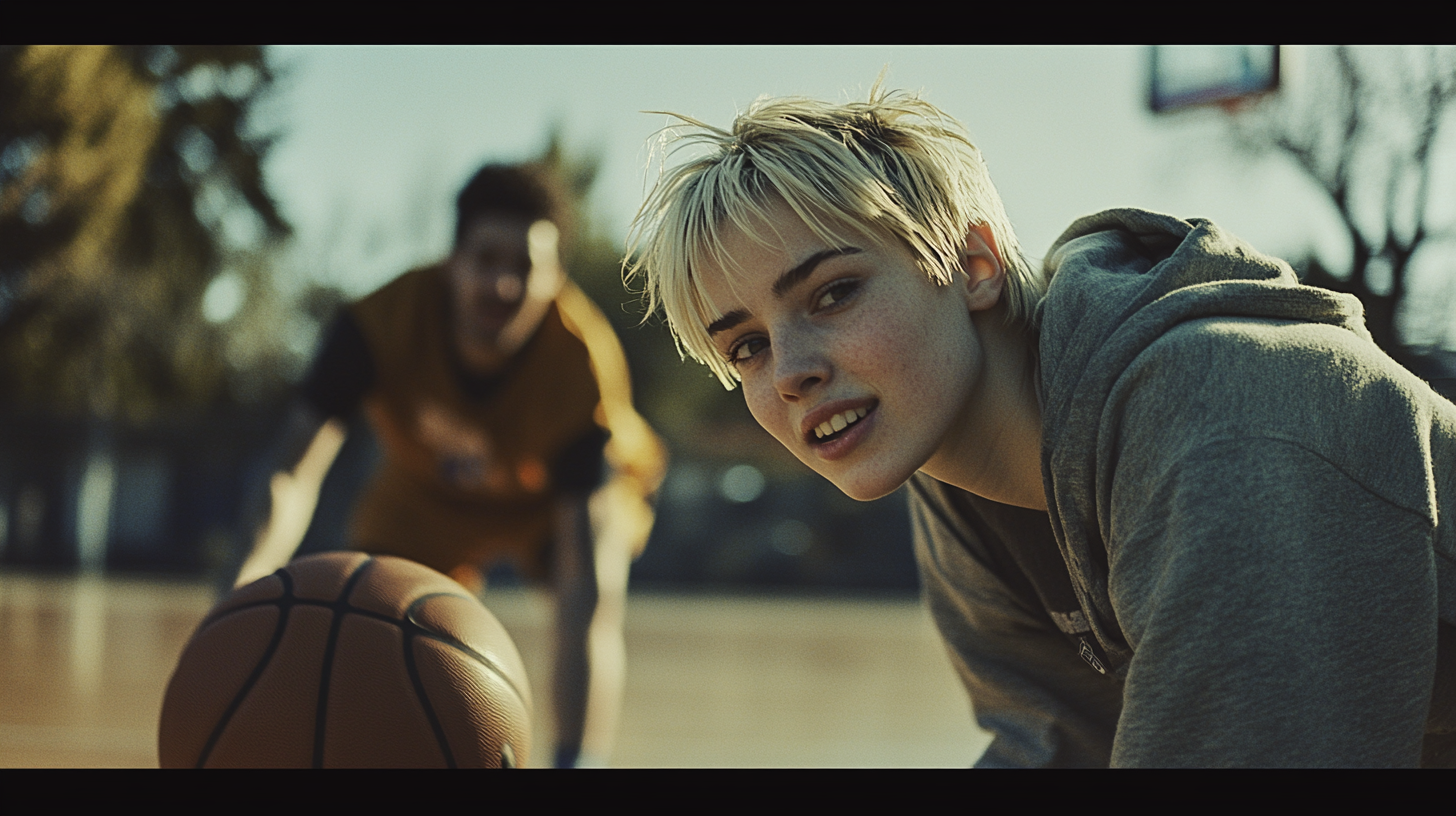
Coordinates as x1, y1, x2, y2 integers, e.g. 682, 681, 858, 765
706, 246, 862, 339
772, 247, 861, 297
707, 309, 749, 338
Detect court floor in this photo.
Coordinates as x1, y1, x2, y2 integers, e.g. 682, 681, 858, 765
0, 570, 989, 768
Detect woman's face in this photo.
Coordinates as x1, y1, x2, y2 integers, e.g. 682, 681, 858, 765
698, 202, 1000, 501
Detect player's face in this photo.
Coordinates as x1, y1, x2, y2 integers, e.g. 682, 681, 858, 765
447, 215, 562, 368
700, 202, 995, 501
449, 216, 534, 340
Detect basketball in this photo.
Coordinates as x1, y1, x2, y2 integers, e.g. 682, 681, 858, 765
158, 552, 532, 768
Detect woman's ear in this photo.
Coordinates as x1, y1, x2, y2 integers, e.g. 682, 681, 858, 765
962, 223, 1006, 313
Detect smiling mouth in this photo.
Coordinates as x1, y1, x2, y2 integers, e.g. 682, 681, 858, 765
810, 406, 871, 444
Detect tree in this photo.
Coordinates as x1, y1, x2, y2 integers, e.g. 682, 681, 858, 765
1228, 46, 1456, 359
0, 45, 292, 420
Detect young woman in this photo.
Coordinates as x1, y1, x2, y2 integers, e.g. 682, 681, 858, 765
627, 86, 1456, 767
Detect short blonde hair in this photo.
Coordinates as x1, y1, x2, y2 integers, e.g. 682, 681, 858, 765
626, 83, 1041, 389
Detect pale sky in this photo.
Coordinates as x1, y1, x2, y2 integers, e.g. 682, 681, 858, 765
256, 45, 1455, 347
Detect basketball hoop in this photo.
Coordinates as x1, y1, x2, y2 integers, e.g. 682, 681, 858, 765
1218, 94, 1261, 116
1149, 46, 1281, 115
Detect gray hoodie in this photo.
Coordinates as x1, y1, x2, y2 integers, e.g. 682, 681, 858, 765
910, 209, 1456, 767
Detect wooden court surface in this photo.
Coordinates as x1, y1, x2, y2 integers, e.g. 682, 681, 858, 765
0, 570, 990, 768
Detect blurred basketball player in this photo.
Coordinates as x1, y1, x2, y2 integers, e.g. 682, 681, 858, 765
235, 163, 666, 768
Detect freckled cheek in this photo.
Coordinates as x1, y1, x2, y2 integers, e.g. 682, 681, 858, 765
744, 385, 795, 447
913, 306, 983, 406
850, 297, 970, 413
834, 309, 920, 384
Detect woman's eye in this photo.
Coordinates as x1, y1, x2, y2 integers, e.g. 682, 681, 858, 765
730, 337, 767, 365
815, 280, 859, 310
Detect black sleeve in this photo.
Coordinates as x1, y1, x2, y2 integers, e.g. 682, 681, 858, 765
297, 311, 375, 420
551, 425, 609, 494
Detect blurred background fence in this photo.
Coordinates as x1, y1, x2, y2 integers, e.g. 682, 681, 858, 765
0, 407, 918, 591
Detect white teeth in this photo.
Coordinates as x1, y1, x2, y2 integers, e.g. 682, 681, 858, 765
813, 408, 868, 440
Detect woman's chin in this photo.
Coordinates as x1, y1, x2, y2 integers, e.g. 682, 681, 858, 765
821, 468, 910, 503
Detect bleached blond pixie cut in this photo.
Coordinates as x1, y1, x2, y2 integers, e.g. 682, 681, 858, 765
626, 83, 1042, 390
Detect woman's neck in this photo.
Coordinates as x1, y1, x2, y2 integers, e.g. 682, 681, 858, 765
920, 310, 1046, 511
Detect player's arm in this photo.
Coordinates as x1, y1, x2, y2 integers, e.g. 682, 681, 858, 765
232, 311, 375, 588
233, 407, 347, 587
547, 427, 632, 768
549, 491, 599, 768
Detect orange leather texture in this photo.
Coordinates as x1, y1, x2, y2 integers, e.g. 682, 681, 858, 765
159, 552, 532, 768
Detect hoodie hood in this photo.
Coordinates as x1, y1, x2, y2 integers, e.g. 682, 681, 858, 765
1034, 208, 1369, 669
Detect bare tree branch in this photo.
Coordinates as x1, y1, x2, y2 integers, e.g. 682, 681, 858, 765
1230, 46, 1456, 354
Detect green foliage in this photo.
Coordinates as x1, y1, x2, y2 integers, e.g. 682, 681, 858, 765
0, 45, 292, 420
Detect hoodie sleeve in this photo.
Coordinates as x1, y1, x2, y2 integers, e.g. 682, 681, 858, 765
1100, 320, 1441, 767
908, 476, 1125, 767
1036, 209, 1452, 765
1105, 435, 1437, 767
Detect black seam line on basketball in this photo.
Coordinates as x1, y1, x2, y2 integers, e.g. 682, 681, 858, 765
234, 590, 529, 710
194, 581, 506, 766
402, 594, 457, 769
313, 556, 376, 769
198, 569, 311, 628
404, 593, 532, 710
200, 594, 498, 679
200, 591, 293, 627
212, 597, 413, 623
197, 569, 296, 768
211, 593, 475, 626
